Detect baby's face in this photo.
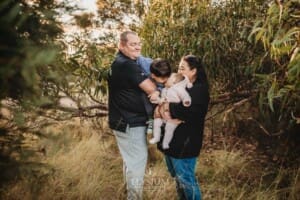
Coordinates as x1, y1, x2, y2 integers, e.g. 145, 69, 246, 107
150, 73, 168, 85
165, 73, 177, 88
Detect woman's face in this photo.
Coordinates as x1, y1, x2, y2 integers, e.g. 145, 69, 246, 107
177, 59, 196, 82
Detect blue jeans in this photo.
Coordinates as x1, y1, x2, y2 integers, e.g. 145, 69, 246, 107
114, 126, 148, 200
165, 155, 202, 200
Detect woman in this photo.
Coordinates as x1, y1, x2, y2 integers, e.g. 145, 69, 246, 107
158, 55, 210, 200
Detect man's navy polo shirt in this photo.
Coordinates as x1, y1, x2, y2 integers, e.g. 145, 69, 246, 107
108, 51, 149, 132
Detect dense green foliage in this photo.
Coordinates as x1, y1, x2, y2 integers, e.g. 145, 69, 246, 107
141, 0, 264, 81
0, 0, 63, 105
0, 0, 111, 118
249, 0, 300, 133
140, 0, 299, 134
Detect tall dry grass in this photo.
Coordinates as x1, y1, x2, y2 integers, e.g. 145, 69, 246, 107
1, 119, 299, 200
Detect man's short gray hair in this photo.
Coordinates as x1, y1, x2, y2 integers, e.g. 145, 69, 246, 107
119, 31, 137, 44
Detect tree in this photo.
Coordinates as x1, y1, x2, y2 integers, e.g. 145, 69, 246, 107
0, 0, 115, 122
0, 0, 63, 104
140, 0, 299, 137
249, 0, 300, 134
96, 0, 146, 30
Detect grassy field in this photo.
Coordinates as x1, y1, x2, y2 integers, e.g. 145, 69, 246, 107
0, 118, 299, 200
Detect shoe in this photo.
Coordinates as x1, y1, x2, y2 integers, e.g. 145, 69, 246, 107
149, 138, 159, 144
146, 119, 153, 134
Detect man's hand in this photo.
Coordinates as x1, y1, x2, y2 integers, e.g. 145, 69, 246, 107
149, 90, 160, 104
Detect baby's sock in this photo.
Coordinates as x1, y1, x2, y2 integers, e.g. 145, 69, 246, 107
149, 118, 163, 144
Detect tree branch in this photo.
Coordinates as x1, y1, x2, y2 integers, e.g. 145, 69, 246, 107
210, 89, 259, 105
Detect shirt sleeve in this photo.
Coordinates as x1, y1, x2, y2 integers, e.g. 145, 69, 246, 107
177, 88, 191, 106
124, 60, 148, 86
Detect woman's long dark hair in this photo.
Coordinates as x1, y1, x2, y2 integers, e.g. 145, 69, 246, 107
182, 55, 208, 84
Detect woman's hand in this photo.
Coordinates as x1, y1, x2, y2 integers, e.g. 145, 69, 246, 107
159, 102, 184, 124
159, 102, 172, 120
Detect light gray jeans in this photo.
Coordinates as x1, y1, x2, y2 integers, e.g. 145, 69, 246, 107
113, 126, 148, 200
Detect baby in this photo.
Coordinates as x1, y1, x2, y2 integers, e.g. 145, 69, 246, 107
150, 70, 192, 149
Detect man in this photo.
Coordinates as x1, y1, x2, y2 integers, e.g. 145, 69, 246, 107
108, 31, 157, 199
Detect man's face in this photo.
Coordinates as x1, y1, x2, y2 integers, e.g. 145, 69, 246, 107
119, 34, 142, 60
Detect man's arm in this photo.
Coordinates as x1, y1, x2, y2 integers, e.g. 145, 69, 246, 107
139, 78, 157, 95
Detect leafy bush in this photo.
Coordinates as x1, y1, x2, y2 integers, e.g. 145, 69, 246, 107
140, 0, 299, 134
0, 0, 63, 105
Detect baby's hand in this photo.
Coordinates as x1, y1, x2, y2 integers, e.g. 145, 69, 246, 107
149, 91, 160, 104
